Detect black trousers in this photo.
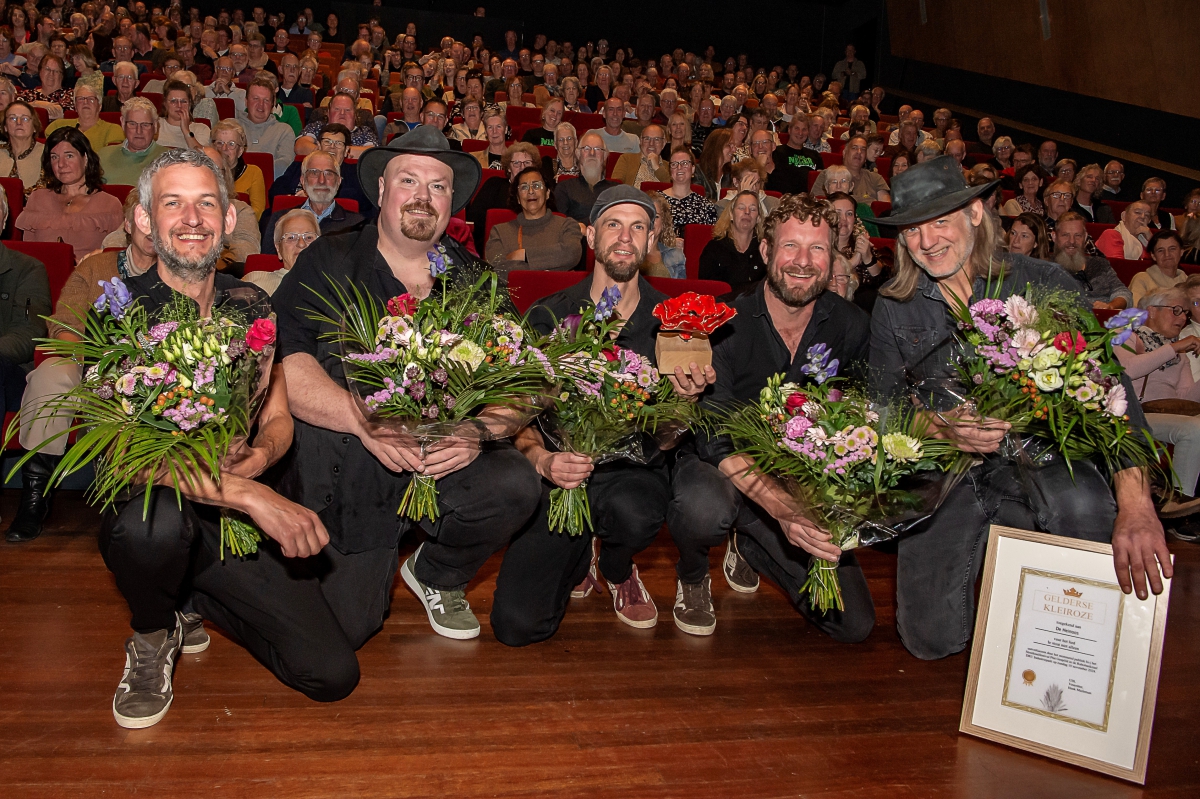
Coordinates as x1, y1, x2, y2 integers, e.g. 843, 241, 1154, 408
490, 450, 735, 647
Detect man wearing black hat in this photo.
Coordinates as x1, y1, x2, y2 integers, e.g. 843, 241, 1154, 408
491, 185, 728, 641
217, 127, 542, 693
870, 156, 1172, 661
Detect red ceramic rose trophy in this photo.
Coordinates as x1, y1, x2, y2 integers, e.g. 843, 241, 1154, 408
652, 292, 738, 374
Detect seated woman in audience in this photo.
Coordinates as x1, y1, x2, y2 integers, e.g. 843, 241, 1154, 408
699, 189, 765, 296
156, 79, 212, 149
641, 191, 686, 279
0, 100, 45, 192
585, 65, 613, 111
1001, 164, 1046, 217
244, 208, 321, 296
0, 27, 27, 80
21, 55, 73, 112
1055, 158, 1077, 184
547, 121, 579, 179
68, 45, 103, 97
828, 190, 883, 311
0, 76, 16, 116
504, 78, 526, 109
662, 112, 691, 160
472, 107, 509, 171
560, 76, 588, 113
696, 127, 733, 201
831, 253, 859, 302
449, 98, 486, 141
990, 135, 1014, 172
1115, 286, 1200, 517
717, 158, 778, 217
468, 142, 540, 253
1131, 230, 1189, 306
43, 83, 124, 152
484, 165, 582, 274
1175, 188, 1200, 239
888, 150, 912, 181
1007, 212, 1052, 260
661, 145, 718, 238
16, 127, 123, 260
211, 119, 266, 220
727, 114, 750, 163
173, 70, 219, 127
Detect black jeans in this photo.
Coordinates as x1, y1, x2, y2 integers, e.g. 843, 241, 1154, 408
895, 455, 1115, 661
734, 499, 876, 644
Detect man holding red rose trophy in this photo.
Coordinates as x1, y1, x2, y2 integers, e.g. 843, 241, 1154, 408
490, 185, 736, 642
98, 149, 327, 729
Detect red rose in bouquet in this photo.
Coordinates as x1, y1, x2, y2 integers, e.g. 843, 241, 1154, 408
387, 293, 419, 316
784, 391, 807, 413
245, 318, 276, 352
652, 292, 737, 340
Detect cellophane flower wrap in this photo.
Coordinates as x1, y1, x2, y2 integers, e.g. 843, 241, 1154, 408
315, 248, 556, 521
945, 283, 1161, 476
538, 286, 701, 536
718, 344, 970, 613
4, 278, 277, 558
651, 291, 737, 339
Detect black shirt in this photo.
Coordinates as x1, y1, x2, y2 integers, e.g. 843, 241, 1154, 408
698, 285, 871, 466
272, 225, 485, 553
125, 266, 271, 323
466, 176, 513, 252
698, 236, 766, 296
774, 144, 822, 172
527, 275, 669, 360
521, 127, 556, 147
553, 177, 618, 223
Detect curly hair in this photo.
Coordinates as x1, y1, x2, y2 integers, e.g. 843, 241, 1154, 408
42, 125, 105, 193
762, 192, 839, 252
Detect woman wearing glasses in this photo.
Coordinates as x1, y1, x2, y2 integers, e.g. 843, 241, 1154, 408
244, 209, 320, 296
484, 166, 583, 274
989, 135, 1014, 172
15, 126, 122, 260
1114, 285, 1200, 519
155, 79, 212, 150
211, 119, 266, 220
43, 83, 124, 152
660, 146, 716, 238
20, 55, 73, 111
0, 100, 45, 192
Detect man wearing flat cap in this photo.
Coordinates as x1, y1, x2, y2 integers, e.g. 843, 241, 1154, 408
869, 156, 1172, 660
195, 127, 542, 700
491, 185, 727, 642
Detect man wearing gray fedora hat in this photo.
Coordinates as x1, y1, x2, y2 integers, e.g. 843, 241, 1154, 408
199, 126, 544, 697
869, 156, 1172, 661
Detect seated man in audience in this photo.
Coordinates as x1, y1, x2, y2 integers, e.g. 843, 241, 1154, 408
966, 117, 996, 155
553, 130, 618, 224
276, 53, 312, 108
869, 156, 1169, 660
9, 190, 157, 543
1129, 230, 1188, 307
1037, 139, 1059, 178
1096, 200, 1152, 261
237, 76, 297, 178
102, 61, 140, 112
491, 185, 724, 642
1101, 160, 1129, 201
1072, 164, 1115, 224
271, 123, 369, 210
622, 93, 656, 136
261, 150, 364, 254
205, 56, 247, 116
416, 98, 458, 149
598, 96, 639, 154
99, 97, 172, 185
696, 194, 875, 642
839, 135, 890, 202
521, 98, 563, 147
770, 114, 822, 193
1050, 212, 1131, 310
883, 119, 918, 159
1141, 177, 1176, 232
691, 98, 717, 154
268, 126, 540, 647
95, 148, 327, 727
611, 124, 668, 187
944, 138, 968, 174
245, 208, 320, 295
297, 89, 378, 159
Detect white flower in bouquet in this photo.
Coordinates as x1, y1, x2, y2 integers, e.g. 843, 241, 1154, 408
882, 432, 923, 462
1031, 347, 1064, 372
447, 339, 486, 370
1103, 383, 1128, 417
1033, 369, 1064, 392
1012, 328, 1044, 359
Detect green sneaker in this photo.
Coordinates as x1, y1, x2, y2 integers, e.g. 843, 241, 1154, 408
400, 544, 480, 640
112, 621, 182, 729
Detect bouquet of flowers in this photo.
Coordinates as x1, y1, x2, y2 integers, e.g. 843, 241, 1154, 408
4, 277, 277, 558
539, 286, 707, 536
945, 286, 1160, 476
719, 344, 970, 613
317, 247, 556, 521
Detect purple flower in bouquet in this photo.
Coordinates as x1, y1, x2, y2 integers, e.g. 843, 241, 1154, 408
431, 367, 449, 385
559, 313, 583, 341
427, 244, 449, 277
968, 298, 1008, 341
1105, 307, 1148, 347
148, 321, 178, 342
594, 285, 621, 321
784, 415, 813, 440
93, 277, 133, 319
192, 357, 217, 389
463, 312, 479, 328
409, 381, 426, 401
800, 343, 839, 384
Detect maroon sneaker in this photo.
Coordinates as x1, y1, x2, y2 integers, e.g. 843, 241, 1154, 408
606, 564, 658, 628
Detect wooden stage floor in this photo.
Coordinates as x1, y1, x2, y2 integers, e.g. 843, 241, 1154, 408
1, 492, 1196, 798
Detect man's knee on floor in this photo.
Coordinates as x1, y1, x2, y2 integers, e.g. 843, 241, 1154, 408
288, 649, 360, 702
827, 607, 875, 644
490, 604, 553, 648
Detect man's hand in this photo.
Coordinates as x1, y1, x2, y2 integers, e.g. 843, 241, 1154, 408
537, 451, 593, 489
924, 407, 1010, 453
422, 436, 481, 479
243, 487, 329, 558
779, 513, 841, 562
1111, 467, 1173, 599
669, 362, 716, 399
358, 422, 426, 473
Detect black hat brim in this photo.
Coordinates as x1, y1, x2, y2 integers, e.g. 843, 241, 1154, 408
873, 180, 999, 227
357, 145, 482, 215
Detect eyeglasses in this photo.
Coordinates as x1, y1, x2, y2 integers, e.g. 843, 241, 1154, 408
1047, 192, 1073, 201
319, 138, 347, 150
126, 122, 155, 130
304, 169, 338, 181
517, 181, 546, 192
642, 136, 664, 145
1152, 304, 1188, 317
669, 160, 692, 169
1143, 187, 1165, 196
213, 139, 241, 149
280, 232, 318, 244
6, 114, 31, 124
579, 145, 604, 155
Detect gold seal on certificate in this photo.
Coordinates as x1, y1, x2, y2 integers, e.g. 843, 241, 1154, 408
1001, 569, 1124, 730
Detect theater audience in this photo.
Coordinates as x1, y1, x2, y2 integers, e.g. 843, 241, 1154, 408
244, 209, 320, 295
99, 97, 171, 185
450, 98, 486, 141
699, 189, 765, 295
661, 146, 718, 237
598, 96, 638, 153
1130, 230, 1188, 306
485, 165, 582, 273
103, 61, 140, 112
1050, 212, 1131, 310
611, 125, 668, 188
1001, 165, 1045, 217
546, 121, 579, 179
1072, 164, 1115, 223
1097, 200, 1153, 261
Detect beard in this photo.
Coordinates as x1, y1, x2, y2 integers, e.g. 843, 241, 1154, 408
397, 199, 440, 242
597, 240, 647, 283
153, 224, 223, 283
580, 160, 604, 185
1054, 249, 1086, 273
766, 261, 830, 307
305, 184, 337, 205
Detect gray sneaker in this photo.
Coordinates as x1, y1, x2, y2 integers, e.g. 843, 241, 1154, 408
112, 621, 183, 729
179, 611, 210, 654
723, 532, 760, 593
673, 575, 716, 636
400, 544, 480, 640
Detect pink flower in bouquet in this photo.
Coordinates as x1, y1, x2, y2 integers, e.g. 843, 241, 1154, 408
785, 415, 813, 440
969, 298, 1007, 341
245, 318, 276, 352
1104, 383, 1128, 417
1052, 331, 1086, 355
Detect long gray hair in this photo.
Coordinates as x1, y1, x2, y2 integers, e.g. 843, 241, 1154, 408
880, 204, 1001, 302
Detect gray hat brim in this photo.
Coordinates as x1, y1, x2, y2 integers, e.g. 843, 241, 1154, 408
874, 180, 999, 227
356, 132, 482, 214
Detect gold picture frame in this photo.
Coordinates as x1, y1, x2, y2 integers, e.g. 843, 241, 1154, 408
959, 526, 1172, 785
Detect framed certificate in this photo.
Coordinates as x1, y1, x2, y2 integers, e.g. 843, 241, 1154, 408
959, 526, 1172, 784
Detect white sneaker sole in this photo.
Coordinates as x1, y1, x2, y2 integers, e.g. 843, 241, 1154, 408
673, 612, 716, 636
113, 696, 173, 729
181, 632, 210, 654
400, 556, 480, 640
